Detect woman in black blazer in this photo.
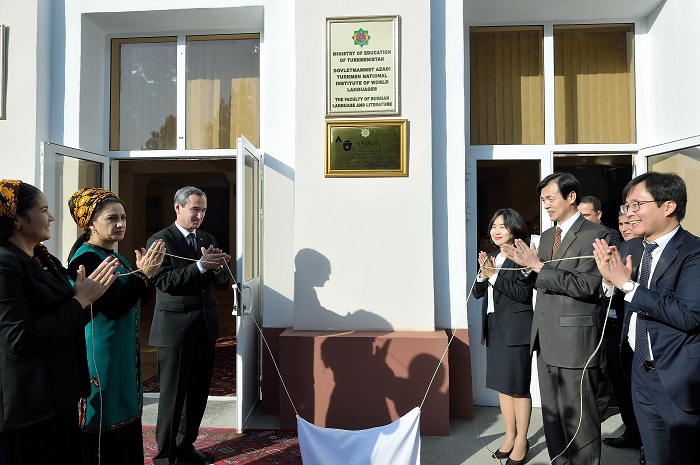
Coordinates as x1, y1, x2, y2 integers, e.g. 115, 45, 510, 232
473, 208, 534, 465
0, 180, 119, 465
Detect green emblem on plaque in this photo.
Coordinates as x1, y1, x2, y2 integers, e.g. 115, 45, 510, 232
360, 128, 371, 138
352, 28, 371, 47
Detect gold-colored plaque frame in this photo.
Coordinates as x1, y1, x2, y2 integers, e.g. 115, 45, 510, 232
326, 16, 400, 117
0, 25, 6, 120
325, 119, 408, 177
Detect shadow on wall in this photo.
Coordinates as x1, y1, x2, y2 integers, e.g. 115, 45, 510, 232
293, 248, 448, 432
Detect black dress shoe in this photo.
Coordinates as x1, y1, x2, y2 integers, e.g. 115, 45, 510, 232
505, 440, 529, 465
602, 434, 639, 449
492, 446, 513, 459
178, 448, 215, 465
639, 445, 646, 465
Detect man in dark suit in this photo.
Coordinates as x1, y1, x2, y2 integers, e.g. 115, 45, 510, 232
504, 173, 609, 465
579, 195, 622, 246
580, 196, 644, 461
148, 186, 230, 465
593, 172, 700, 465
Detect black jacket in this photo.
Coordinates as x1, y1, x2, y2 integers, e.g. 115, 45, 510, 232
0, 242, 89, 431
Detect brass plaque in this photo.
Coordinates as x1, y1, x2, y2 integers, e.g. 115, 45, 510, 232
325, 120, 408, 177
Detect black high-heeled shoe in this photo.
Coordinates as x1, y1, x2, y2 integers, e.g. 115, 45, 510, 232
505, 440, 530, 465
492, 446, 513, 459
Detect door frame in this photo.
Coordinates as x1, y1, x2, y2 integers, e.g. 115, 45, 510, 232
43, 142, 265, 430
235, 135, 263, 431
466, 146, 551, 408
40, 142, 111, 259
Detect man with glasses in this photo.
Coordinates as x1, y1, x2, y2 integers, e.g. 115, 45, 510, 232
599, 213, 645, 464
593, 172, 700, 465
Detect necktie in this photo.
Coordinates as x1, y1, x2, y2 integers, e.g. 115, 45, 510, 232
634, 241, 658, 366
188, 233, 198, 256
552, 227, 562, 258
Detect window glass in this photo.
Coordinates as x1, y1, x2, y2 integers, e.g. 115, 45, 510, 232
110, 34, 260, 151
186, 35, 260, 149
554, 25, 636, 144
470, 27, 544, 145
111, 38, 177, 151
648, 147, 700, 235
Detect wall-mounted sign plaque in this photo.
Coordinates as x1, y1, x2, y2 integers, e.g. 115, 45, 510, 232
325, 119, 408, 177
326, 16, 399, 117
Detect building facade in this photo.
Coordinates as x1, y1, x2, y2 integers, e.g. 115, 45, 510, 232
1, 0, 699, 434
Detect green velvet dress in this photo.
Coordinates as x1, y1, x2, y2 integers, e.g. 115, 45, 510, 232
68, 243, 153, 465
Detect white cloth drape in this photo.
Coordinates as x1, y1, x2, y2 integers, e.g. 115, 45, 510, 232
296, 407, 421, 465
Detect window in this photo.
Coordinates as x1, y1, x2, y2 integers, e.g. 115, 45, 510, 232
110, 38, 177, 151
648, 145, 700, 235
554, 25, 635, 144
469, 24, 636, 146
110, 34, 260, 151
470, 27, 544, 145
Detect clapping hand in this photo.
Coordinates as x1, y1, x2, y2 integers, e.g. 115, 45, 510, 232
200, 245, 231, 271
592, 238, 632, 288
135, 239, 165, 279
73, 256, 120, 308
478, 251, 495, 279
502, 239, 543, 273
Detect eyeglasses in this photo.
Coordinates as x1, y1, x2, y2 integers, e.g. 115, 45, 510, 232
619, 199, 659, 215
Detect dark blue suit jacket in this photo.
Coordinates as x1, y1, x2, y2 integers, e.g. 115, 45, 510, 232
619, 227, 700, 411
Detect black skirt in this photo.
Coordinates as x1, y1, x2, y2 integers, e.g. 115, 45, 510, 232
485, 313, 532, 395
81, 418, 144, 465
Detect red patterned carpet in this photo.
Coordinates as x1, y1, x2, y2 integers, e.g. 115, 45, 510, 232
143, 336, 236, 397
142, 426, 301, 464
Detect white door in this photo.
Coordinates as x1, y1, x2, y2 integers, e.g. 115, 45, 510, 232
235, 135, 262, 431
40, 142, 111, 264
467, 147, 552, 409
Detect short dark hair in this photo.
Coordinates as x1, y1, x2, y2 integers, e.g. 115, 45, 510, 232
579, 195, 601, 212
622, 172, 686, 221
537, 172, 582, 206
487, 208, 529, 244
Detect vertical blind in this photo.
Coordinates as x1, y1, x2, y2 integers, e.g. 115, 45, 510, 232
554, 25, 636, 144
470, 27, 544, 145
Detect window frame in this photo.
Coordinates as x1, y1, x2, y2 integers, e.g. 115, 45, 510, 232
467, 20, 639, 148
109, 33, 261, 156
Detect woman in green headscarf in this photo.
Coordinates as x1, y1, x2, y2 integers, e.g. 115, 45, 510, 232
67, 188, 165, 465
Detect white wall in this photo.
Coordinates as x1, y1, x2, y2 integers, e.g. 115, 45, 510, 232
293, 1, 436, 331
0, 0, 50, 184
641, 0, 700, 145
49, 0, 297, 327
432, 0, 468, 331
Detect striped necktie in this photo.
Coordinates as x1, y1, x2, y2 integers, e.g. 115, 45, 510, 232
634, 241, 658, 366
552, 227, 562, 258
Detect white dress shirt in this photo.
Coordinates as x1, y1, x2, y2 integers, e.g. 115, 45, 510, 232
625, 226, 679, 359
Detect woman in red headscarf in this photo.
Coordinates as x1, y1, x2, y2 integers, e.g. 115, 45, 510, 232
0, 180, 119, 465
67, 188, 164, 465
